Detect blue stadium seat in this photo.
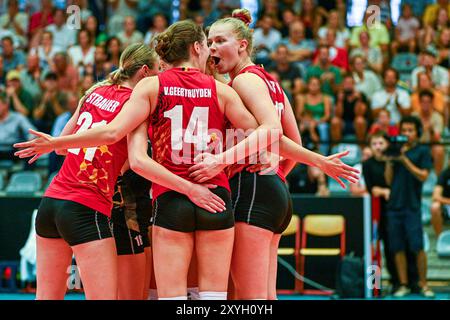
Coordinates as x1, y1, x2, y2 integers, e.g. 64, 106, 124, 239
0, 173, 4, 191
5, 172, 42, 196
391, 53, 418, 87
423, 231, 430, 253
436, 230, 450, 258
35, 153, 49, 169
421, 198, 432, 225
330, 143, 361, 167
0, 160, 14, 170
423, 170, 437, 196
328, 177, 350, 195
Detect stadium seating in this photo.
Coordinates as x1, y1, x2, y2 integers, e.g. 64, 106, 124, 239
437, 231, 450, 258
331, 144, 361, 167
390, 53, 418, 87
5, 172, 42, 196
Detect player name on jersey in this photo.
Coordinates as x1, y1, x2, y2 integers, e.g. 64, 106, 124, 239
85, 92, 121, 113
163, 86, 212, 98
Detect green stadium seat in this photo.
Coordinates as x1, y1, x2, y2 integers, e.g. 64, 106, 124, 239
5, 172, 42, 196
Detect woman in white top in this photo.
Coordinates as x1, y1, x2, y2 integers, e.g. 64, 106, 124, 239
30, 31, 62, 71
317, 10, 350, 49
67, 29, 95, 76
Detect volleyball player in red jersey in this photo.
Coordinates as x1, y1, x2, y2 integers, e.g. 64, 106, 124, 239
16, 43, 226, 300
190, 9, 360, 300
14, 20, 283, 299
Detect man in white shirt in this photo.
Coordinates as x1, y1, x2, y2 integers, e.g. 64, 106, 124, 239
253, 15, 281, 65
0, 0, 28, 48
371, 68, 411, 124
46, 8, 76, 51
411, 49, 449, 95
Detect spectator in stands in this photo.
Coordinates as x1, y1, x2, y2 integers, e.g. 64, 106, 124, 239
421, 7, 450, 50
107, 0, 139, 37
423, 0, 450, 27
52, 52, 78, 93
143, 13, 168, 47
411, 49, 449, 95
369, 108, 400, 137
363, 131, 402, 293
306, 45, 342, 98
287, 161, 329, 196
136, 0, 172, 33
68, 29, 95, 76
391, 4, 420, 55
349, 146, 371, 196
385, 116, 434, 298
253, 15, 282, 66
33, 72, 67, 133
413, 90, 445, 175
371, 68, 411, 125
28, 0, 54, 48
5, 69, 33, 118
317, 9, 350, 49
30, 31, 62, 71
197, 0, 220, 27
86, 45, 114, 82
0, 0, 29, 49
117, 16, 143, 51
19, 53, 42, 102
350, 7, 390, 54
350, 31, 383, 74
105, 37, 122, 70
85, 15, 107, 46
70, 0, 93, 22
279, 8, 296, 38
295, 76, 331, 154
317, 29, 348, 72
280, 20, 316, 75
411, 72, 446, 117
267, 44, 303, 104
299, 0, 324, 39
431, 158, 450, 237
46, 8, 77, 51
351, 55, 382, 102
48, 91, 78, 174
0, 56, 5, 86
402, 0, 434, 18
0, 90, 36, 161
1, 36, 25, 73
428, 27, 450, 68
331, 73, 368, 144
298, 109, 320, 151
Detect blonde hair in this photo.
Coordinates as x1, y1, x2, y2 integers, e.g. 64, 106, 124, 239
211, 8, 254, 56
77, 43, 158, 109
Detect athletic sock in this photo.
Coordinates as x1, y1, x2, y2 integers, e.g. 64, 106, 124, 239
187, 287, 200, 300
199, 291, 227, 300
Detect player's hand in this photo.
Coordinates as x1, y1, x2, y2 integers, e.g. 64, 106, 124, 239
318, 150, 360, 189
187, 183, 226, 213
13, 129, 55, 164
188, 153, 227, 183
246, 151, 281, 175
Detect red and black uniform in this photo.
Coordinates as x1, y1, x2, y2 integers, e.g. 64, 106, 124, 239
149, 67, 233, 232
228, 65, 292, 234
36, 84, 131, 246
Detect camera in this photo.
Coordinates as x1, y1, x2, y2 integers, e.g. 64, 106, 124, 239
383, 135, 408, 157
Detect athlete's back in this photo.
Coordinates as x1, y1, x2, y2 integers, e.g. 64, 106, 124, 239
46, 84, 131, 216
149, 67, 229, 199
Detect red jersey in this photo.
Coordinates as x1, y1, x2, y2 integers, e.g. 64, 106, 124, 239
149, 67, 230, 200
228, 64, 287, 181
45, 84, 131, 217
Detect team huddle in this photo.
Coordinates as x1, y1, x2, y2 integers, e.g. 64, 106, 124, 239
14, 9, 359, 300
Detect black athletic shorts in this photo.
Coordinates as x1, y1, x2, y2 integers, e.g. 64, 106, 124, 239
111, 171, 152, 255
36, 197, 113, 247
152, 186, 234, 232
230, 171, 292, 234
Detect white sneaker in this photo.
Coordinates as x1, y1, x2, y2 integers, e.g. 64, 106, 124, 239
393, 285, 411, 298
421, 287, 435, 298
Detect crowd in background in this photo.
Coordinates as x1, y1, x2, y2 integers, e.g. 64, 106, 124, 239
0, 0, 449, 190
